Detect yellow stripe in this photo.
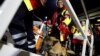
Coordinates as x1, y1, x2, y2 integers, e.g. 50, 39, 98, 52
71, 26, 76, 33
61, 9, 69, 16
24, 0, 33, 11
61, 10, 66, 16
63, 17, 71, 26
97, 19, 100, 22
60, 32, 64, 41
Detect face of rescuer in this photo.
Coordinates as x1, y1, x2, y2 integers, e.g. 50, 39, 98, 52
56, 0, 64, 8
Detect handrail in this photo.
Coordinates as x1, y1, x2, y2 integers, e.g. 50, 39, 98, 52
80, 0, 94, 56
62, 0, 94, 56
62, 0, 91, 47
0, 44, 41, 56
0, 0, 22, 40
90, 35, 94, 56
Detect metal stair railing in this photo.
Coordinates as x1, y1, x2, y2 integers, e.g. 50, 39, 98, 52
0, 0, 22, 40
80, 0, 94, 55
62, 0, 94, 56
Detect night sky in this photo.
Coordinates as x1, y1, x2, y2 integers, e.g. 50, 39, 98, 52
70, 0, 100, 15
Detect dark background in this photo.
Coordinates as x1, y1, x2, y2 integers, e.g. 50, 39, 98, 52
0, 0, 100, 23
70, 0, 100, 15
0, 0, 100, 15
0, 0, 100, 17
